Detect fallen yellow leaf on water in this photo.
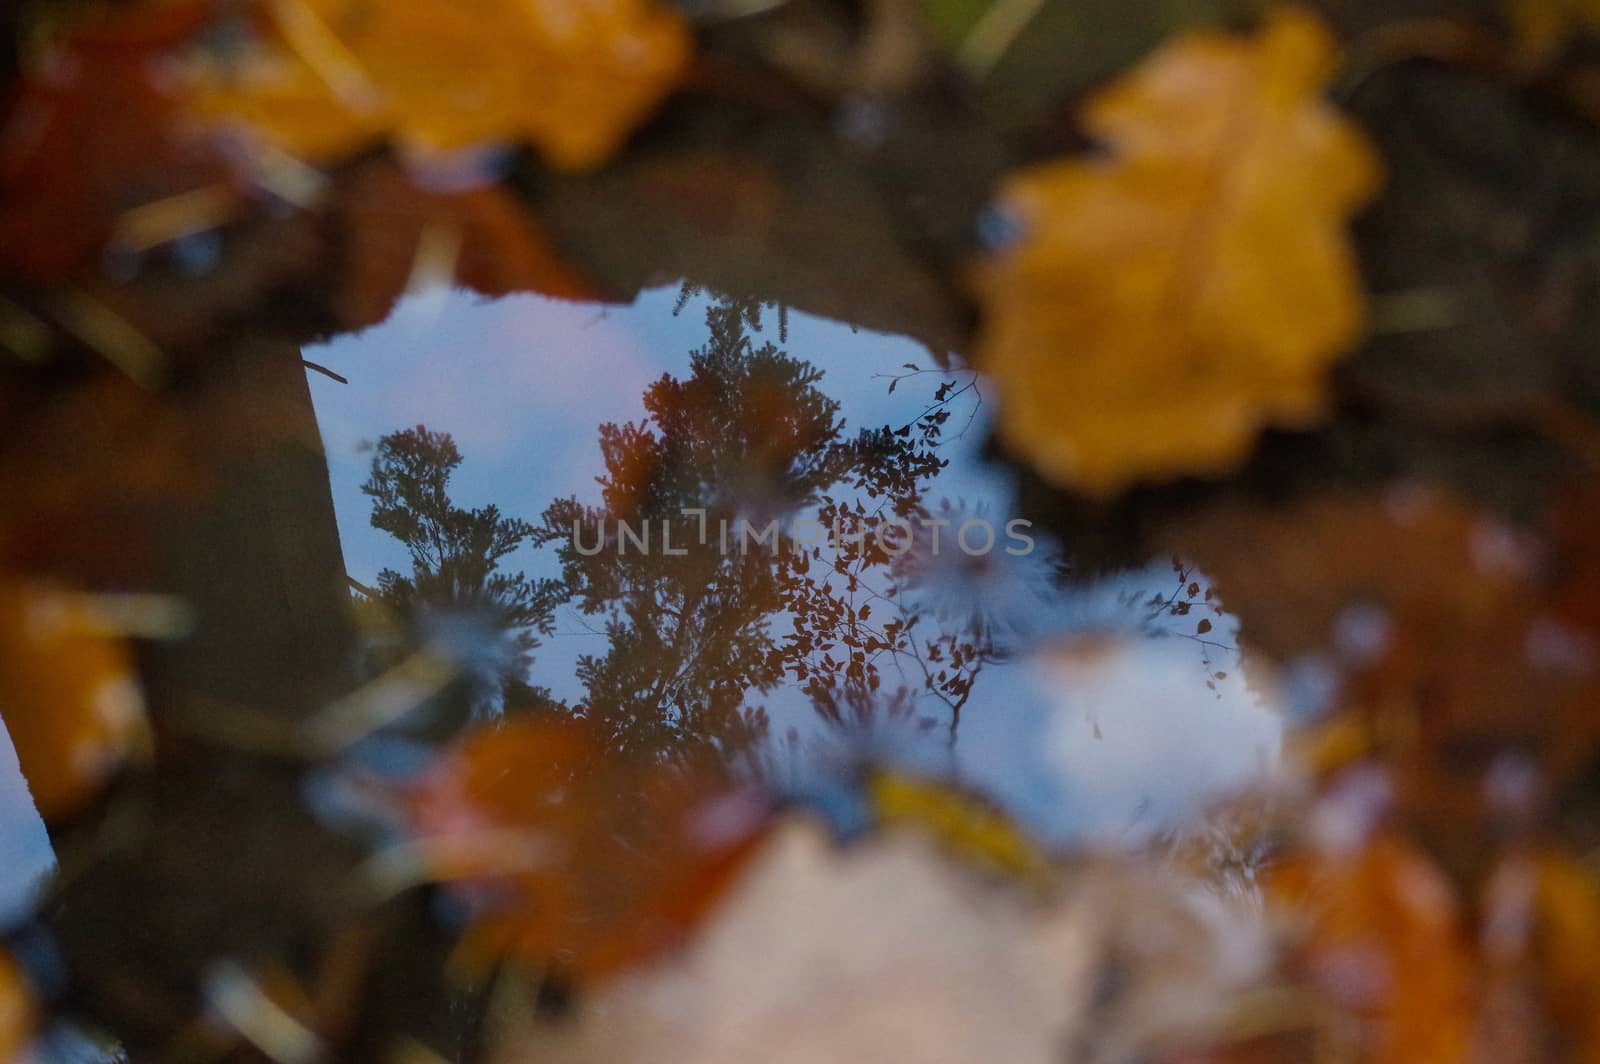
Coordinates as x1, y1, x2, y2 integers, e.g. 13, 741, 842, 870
867, 771, 1052, 882
975, 7, 1380, 495
192, 0, 691, 169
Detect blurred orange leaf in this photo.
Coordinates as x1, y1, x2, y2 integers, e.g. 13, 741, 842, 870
408, 717, 768, 987
0, 949, 31, 1062
1506, 0, 1600, 64
1170, 489, 1530, 662
337, 157, 600, 330
975, 7, 1380, 495
1267, 829, 1473, 1064
191, 0, 691, 170
0, 582, 149, 822
1479, 845, 1600, 1061
0, 0, 234, 280
1173, 489, 1600, 883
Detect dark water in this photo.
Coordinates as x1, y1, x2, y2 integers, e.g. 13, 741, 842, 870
0, 283, 1282, 925
0, 730, 53, 926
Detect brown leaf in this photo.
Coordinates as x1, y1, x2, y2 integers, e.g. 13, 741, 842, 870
336, 157, 600, 330
1267, 829, 1473, 1064
1478, 846, 1600, 1062
1170, 489, 1600, 878
1168, 488, 1531, 662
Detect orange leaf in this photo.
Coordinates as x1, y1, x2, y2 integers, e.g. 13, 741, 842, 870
190, 0, 691, 170
1480, 846, 1600, 1061
409, 717, 768, 987
0, 949, 31, 1062
1169, 489, 1528, 662
0, 582, 149, 821
975, 7, 1380, 495
1505, 0, 1600, 65
1267, 829, 1472, 1064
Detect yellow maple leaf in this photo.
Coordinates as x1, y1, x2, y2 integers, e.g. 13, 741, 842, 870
974, 7, 1380, 496
192, 0, 691, 170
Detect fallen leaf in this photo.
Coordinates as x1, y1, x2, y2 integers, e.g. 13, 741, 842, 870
336, 157, 600, 330
1479, 845, 1600, 1062
1171, 490, 1600, 877
0, 0, 235, 280
0, 949, 31, 1062
490, 819, 1094, 1064
1545, 484, 1600, 636
1267, 827, 1473, 1064
1168, 488, 1531, 662
975, 6, 1380, 495
408, 717, 768, 988
866, 770, 1052, 881
0, 373, 208, 581
0, 582, 149, 822
1505, 0, 1600, 65
191, 0, 691, 170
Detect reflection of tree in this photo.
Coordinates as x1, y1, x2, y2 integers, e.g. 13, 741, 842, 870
537, 297, 842, 758
536, 294, 1005, 759
1118, 557, 1236, 695
352, 298, 1059, 760
361, 425, 563, 719
674, 281, 788, 344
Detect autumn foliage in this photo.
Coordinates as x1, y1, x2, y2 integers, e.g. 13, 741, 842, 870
9, 0, 1600, 1061
0, 583, 147, 822
407, 717, 770, 988
189, 0, 691, 168
975, 8, 1379, 495
0, 949, 32, 1063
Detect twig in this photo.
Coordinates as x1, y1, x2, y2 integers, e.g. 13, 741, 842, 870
303, 359, 349, 384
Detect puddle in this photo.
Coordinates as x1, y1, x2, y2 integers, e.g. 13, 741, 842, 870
0, 285, 1286, 931
301, 284, 1282, 846
0, 726, 53, 928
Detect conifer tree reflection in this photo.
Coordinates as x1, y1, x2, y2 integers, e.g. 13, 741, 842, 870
361, 425, 564, 724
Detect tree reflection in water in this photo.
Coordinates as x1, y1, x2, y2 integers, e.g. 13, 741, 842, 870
360, 294, 1064, 763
